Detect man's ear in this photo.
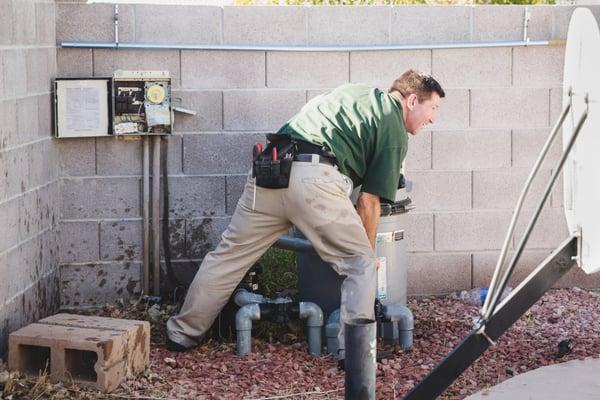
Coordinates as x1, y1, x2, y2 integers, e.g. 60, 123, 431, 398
407, 93, 418, 110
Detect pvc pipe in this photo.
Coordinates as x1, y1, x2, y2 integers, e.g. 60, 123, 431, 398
345, 318, 376, 400
325, 309, 341, 356
383, 304, 414, 350
142, 136, 150, 295
233, 289, 266, 307
274, 236, 316, 254
299, 302, 324, 356
152, 135, 161, 295
61, 40, 558, 52
235, 303, 261, 357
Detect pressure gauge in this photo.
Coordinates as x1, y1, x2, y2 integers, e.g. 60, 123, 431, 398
146, 84, 166, 104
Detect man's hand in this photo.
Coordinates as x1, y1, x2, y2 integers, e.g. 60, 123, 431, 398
356, 192, 380, 249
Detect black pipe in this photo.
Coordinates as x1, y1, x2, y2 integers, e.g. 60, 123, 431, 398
274, 235, 317, 255
345, 318, 376, 400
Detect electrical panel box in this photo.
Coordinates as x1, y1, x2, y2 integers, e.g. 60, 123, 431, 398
54, 71, 173, 138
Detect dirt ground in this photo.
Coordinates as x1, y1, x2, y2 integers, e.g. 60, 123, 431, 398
1, 288, 599, 400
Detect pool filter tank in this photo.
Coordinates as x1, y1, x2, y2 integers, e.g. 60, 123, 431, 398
297, 186, 415, 352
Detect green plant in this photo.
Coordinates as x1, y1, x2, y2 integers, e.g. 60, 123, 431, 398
256, 247, 298, 296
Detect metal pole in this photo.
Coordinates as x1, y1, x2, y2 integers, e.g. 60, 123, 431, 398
142, 136, 150, 295
60, 40, 558, 52
152, 135, 161, 296
345, 318, 376, 400
483, 102, 588, 322
481, 98, 572, 316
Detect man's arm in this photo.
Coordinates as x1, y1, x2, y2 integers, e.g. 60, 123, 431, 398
356, 192, 381, 249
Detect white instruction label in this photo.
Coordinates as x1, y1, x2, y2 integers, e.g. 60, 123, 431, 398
376, 256, 387, 301
376, 232, 393, 244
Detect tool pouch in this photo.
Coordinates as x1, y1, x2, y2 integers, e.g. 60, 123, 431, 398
252, 134, 296, 189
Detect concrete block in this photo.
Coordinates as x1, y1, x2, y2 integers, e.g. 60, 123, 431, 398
408, 171, 471, 211
472, 6, 552, 42
59, 221, 99, 263
162, 260, 199, 288
557, 265, 600, 289
165, 134, 183, 175
171, 90, 222, 132
160, 219, 186, 260
183, 133, 262, 175
550, 87, 563, 126
390, 6, 470, 45
96, 137, 143, 176
94, 49, 181, 88
0, 198, 21, 254
552, 171, 564, 208
181, 51, 265, 89
100, 220, 142, 262
473, 168, 551, 209
403, 212, 433, 252
432, 130, 511, 170
0, 1, 13, 45
513, 46, 565, 88
223, 90, 305, 131
512, 128, 561, 168
16, 96, 39, 146
57, 48, 93, 78
25, 48, 51, 94
471, 88, 549, 129
28, 139, 58, 189
12, 0, 36, 45
57, 3, 134, 43
515, 207, 568, 249
3, 49, 27, 98
38, 94, 53, 140
36, 2, 55, 45
2, 147, 29, 200
135, 5, 220, 45
435, 210, 513, 251
268, 52, 349, 88
349, 51, 431, 88
19, 190, 43, 240
0, 100, 17, 150
8, 316, 148, 392
60, 262, 141, 307
57, 138, 96, 177
226, 174, 247, 215
223, 6, 306, 45
432, 48, 511, 88
307, 6, 389, 46
187, 217, 231, 259
407, 252, 471, 295
38, 313, 149, 377
472, 250, 552, 288
168, 176, 226, 218
1, 237, 45, 305
61, 177, 141, 219
432, 89, 469, 130
0, 51, 4, 98
307, 89, 331, 102
404, 130, 431, 171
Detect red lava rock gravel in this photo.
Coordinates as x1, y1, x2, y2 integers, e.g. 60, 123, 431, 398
2, 288, 599, 399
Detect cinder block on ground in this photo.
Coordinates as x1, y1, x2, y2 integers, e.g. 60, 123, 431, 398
9, 314, 149, 392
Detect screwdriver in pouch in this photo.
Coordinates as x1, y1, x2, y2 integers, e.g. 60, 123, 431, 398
253, 143, 263, 161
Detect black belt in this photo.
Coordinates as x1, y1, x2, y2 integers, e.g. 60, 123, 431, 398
294, 153, 335, 166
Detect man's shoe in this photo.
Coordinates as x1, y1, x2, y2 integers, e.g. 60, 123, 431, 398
166, 336, 191, 352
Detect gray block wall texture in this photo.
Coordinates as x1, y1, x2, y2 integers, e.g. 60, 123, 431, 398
52, 4, 600, 308
0, 0, 60, 357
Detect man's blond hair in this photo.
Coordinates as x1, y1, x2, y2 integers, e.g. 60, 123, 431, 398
389, 70, 445, 102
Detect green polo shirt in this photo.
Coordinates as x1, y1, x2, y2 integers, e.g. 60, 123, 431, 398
278, 84, 408, 203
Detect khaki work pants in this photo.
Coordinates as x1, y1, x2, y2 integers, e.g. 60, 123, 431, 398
167, 160, 377, 357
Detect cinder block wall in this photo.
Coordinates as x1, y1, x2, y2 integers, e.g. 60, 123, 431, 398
55, 3, 600, 307
0, 0, 60, 356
